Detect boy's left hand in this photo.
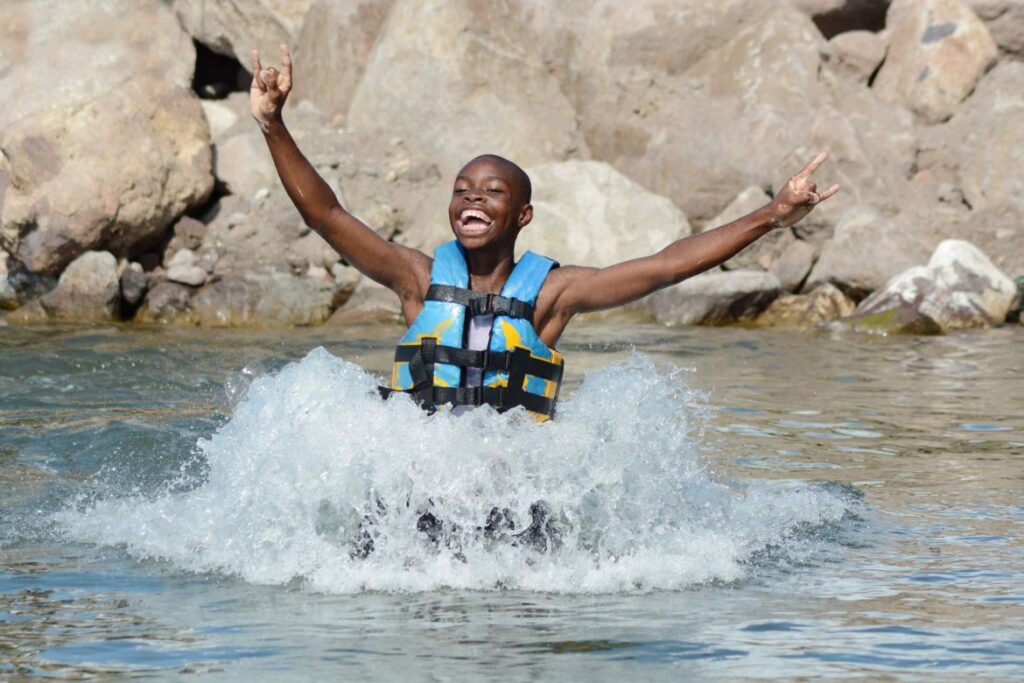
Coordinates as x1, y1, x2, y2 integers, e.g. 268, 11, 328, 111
769, 152, 840, 229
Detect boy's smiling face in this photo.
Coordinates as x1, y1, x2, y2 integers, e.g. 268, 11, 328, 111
448, 155, 532, 251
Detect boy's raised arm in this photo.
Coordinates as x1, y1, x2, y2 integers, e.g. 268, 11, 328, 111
546, 153, 840, 318
250, 45, 429, 300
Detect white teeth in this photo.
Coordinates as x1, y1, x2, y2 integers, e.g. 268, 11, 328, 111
460, 209, 491, 223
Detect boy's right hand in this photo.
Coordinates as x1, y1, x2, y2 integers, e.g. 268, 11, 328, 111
250, 44, 292, 133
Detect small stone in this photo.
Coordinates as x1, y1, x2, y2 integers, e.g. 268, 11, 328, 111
166, 248, 197, 269
136, 281, 192, 324
755, 283, 856, 329
254, 188, 270, 201
120, 266, 148, 306
166, 264, 208, 287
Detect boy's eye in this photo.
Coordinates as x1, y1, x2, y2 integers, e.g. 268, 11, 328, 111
486, 188, 503, 194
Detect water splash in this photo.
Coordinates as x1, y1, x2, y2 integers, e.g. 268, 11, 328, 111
57, 348, 857, 593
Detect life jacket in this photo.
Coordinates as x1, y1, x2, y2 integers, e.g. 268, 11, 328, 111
379, 240, 565, 419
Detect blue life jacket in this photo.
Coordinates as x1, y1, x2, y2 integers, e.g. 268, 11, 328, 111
380, 240, 565, 419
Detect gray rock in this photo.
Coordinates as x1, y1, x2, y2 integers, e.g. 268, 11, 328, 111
0, 257, 16, 310
755, 283, 857, 328
213, 133, 277, 198
137, 282, 193, 324
703, 186, 772, 231
9, 251, 120, 323
706, 187, 792, 273
517, 161, 691, 267
167, 265, 209, 287
848, 239, 1016, 333
190, 272, 340, 327
805, 205, 932, 299
873, 0, 998, 122
165, 217, 208, 256
119, 266, 148, 307
328, 278, 402, 324
167, 0, 312, 65
649, 270, 781, 326
770, 239, 819, 292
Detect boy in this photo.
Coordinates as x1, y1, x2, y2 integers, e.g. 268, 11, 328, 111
251, 45, 839, 419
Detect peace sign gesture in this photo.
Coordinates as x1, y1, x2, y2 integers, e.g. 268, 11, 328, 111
250, 44, 293, 133
770, 152, 841, 229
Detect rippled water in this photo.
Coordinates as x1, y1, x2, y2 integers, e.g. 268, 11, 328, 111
1, 322, 1022, 679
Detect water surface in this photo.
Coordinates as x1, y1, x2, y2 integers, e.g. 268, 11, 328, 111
1, 322, 1021, 679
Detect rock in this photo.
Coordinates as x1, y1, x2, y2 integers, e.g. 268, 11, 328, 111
189, 273, 340, 326
346, 0, 587, 178
167, 0, 313, 64
9, 251, 120, 323
827, 30, 888, 83
702, 186, 794, 272
849, 239, 1016, 333
873, 0, 998, 122
770, 238, 819, 291
571, 2, 916, 226
214, 133, 277, 197
292, 0, 394, 123
1, 77, 214, 275
165, 217, 208, 255
805, 205, 932, 299
137, 281, 193, 324
790, 0, 891, 36
649, 270, 781, 326
966, 0, 1024, 55
120, 265, 148, 307
167, 265, 209, 287
0, 257, 16, 310
703, 186, 772, 231
200, 100, 240, 141
328, 278, 402, 324
516, 161, 691, 267
755, 283, 856, 328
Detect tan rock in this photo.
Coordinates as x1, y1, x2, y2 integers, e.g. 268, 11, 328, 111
770, 239, 819, 292
873, 0, 998, 122
168, 0, 314, 64
346, 0, 587, 178
806, 205, 933, 298
965, 0, 1024, 55
292, 0, 395, 123
790, 0, 891, 36
9, 251, 120, 323
755, 283, 856, 328
827, 30, 888, 83
328, 278, 402, 324
517, 161, 691, 268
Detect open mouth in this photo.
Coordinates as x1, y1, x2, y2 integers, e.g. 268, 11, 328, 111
456, 208, 494, 236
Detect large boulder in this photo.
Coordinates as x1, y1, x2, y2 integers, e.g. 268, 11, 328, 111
790, 0, 891, 36
292, 0, 395, 123
649, 270, 781, 326
8, 251, 120, 323
755, 283, 857, 328
965, 0, 1024, 56
848, 239, 1016, 332
570, 2, 916, 226
873, 0, 998, 122
827, 30, 888, 83
346, 0, 587, 179
805, 205, 932, 298
516, 161, 691, 267
0, 1, 213, 276
167, 0, 314, 64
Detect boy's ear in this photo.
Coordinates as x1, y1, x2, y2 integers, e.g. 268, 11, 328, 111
517, 203, 533, 229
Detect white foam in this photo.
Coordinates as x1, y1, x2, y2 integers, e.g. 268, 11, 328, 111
57, 348, 855, 593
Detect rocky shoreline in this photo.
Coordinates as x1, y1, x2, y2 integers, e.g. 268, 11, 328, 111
2, 0, 1022, 334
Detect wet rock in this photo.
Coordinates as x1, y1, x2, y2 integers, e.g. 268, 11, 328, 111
827, 30, 888, 83
649, 270, 781, 326
346, 0, 587, 177
168, 0, 313, 64
873, 0, 997, 122
755, 283, 856, 328
770, 239, 819, 292
848, 239, 1016, 333
190, 272, 340, 327
137, 281, 193, 324
292, 0, 394, 123
0, 257, 16, 310
8, 251, 120, 324
805, 205, 932, 299
517, 161, 691, 267
0, 0, 211, 275
965, 0, 1024, 56
119, 265, 148, 307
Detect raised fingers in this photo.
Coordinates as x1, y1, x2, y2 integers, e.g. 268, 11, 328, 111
251, 49, 266, 91
797, 151, 828, 180
819, 184, 841, 202
280, 43, 292, 83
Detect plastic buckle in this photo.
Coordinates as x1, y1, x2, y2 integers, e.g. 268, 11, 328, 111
480, 348, 491, 370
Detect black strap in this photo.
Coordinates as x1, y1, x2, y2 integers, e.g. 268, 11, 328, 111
393, 343, 562, 381
425, 284, 534, 320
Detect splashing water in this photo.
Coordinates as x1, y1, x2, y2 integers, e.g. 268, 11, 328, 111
57, 348, 857, 593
